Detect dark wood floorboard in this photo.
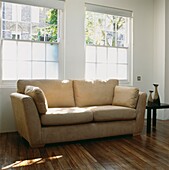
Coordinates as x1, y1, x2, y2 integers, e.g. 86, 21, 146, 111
0, 120, 169, 170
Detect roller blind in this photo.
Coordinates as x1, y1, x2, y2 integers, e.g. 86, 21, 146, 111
1, 0, 64, 9
86, 3, 133, 18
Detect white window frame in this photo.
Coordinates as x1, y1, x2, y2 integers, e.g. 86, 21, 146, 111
0, 0, 64, 88
85, 3, 133, 85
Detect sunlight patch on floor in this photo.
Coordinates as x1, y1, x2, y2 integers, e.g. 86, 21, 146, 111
2, 155, 63, 169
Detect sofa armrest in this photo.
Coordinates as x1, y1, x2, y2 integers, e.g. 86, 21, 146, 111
10, 93, 43, 147
133, 92, 147, 135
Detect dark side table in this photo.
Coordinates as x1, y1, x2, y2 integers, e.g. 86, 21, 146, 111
146, 103, 169, 133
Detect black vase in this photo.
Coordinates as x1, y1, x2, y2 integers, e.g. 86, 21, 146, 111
148, 90, 154, 106
153, 84, 160, 106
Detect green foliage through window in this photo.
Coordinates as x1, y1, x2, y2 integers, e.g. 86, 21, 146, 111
85, 11, 128, 47
36, 9, 58, 42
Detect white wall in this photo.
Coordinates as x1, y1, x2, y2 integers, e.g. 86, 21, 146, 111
0, 0, 156, 132
153, 0, 169, 120
164, 0, 169, 119
64, 0, 85, 79
0, 88, 16, 132
153, 0, 166, 119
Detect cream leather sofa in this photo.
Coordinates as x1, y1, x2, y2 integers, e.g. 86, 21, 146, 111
10, 79, 147, 147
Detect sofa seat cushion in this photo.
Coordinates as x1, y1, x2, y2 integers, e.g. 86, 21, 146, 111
41, 107, 93, 126
91, 105, 136, 122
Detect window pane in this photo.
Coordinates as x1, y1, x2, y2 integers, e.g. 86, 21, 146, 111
2, 21, 16, 39
117, 32, 125, 41
95, 30, 105, 46
86, 46, 96, 62
32, 62, 45, 79
31, 7, 39, 23
2, 40, 17, 60
46, 44, 58, 61
2, 20, 16, 32
17, 5, 22, 22
106, 15, 114, 31
108, 47, 117, 63
95, 13, 105, 30
117, 17, 127, 47
18, 42, 31, 60
2, 3, 13, 20
108, 64, 117, 79
117, 41, 125, 47
46, 62, 58, 79
2, 31, 11, 39
118, 64, 127, 79
117, 17, 126, 31
32, 43, 45, 61
17, 61, 31, 79
18, 22, 31, 40
2, 61, 17, 80
118, 48, 127, 64
85, 12, 95, 45
86, 11, 128, 48
85, 63, 96, 80
39, 8, 47, 25
31, 23, 39, 41
97, 47, 107, 63
106, 31, 115, 46
96, 63, 107, 79
21, 5, 31, 22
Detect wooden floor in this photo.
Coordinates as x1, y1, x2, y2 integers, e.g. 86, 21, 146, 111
0, 120, 169, 170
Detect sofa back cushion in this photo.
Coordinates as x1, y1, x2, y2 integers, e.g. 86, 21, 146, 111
25, 85, 48, 115
112, 86, 139, 108
17, 80, 75, 107
73, 79, 119, 107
